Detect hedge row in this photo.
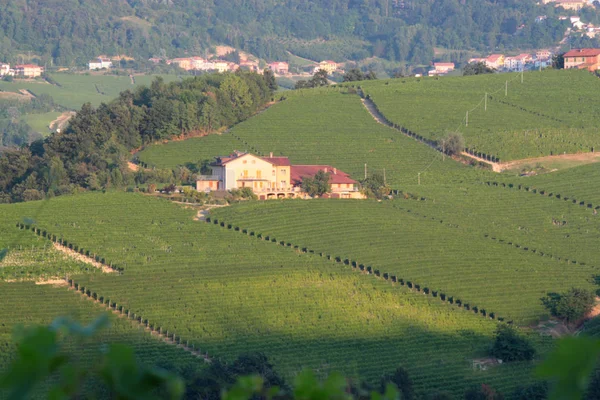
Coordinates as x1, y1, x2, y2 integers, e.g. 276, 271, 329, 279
15, 222, 124, 273
205, 216, 506, 323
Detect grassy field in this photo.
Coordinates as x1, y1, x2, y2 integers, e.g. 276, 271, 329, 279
358, 69, 600, 161
0, 192, 551, 397
0, 73, 180, 110
138, 88, 494, 186
21, 111, 63, 135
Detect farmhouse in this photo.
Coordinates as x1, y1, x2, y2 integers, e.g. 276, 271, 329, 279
88, 57, 113, 70
14, 64, 43, 78
316, 60, 339, 74
268, 61, 289, 75
428, 62, 455, 76
196, 151, 364, 199
0, 63, 10, 76
564, 48, 600, 71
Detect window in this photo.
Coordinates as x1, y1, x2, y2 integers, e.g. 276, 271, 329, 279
281, 169, 287, 174
243, 160, 247, 164
243, 170, 248, 178
257, 170, 262, 179
252, 160, 256, 164
272, 170, 276, 176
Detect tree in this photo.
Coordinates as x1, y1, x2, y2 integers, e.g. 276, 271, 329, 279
463, 62, 495, 76
438, 132, 464, 156
343, 68, 377, 82
464, 384, 504, 400
511, 382, 547, 400
308, 69, 329, 88
380, 367, 414, 400
361, 172, 390, 199
542, 288, 596, 324
552, 53, 565, 69
301, 170, 330, 197
489, 325, 535, 362
263, 68, 278, 92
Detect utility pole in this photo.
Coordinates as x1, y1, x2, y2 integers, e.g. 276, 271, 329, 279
466, 111, 469, 127
485, 92, 487, 111
383, 168, 386, 186
505, 81, 508, 96
364, 163, 367, 180
521, 69, 524, 84
418, 173, 421, 186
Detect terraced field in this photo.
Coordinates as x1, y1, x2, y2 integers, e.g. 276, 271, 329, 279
358, 69, 600, 161
0, 193, 550, 397
138, 89, 493, 186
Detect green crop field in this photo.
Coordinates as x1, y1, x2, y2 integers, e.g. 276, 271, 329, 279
21, 111, 62, 135
0, 73, 180, 110
0, 193, 551, 397
138, 88, 494, 186
0, 282, 203, 396
358, 69, 600, 161
210, 196, 597, 325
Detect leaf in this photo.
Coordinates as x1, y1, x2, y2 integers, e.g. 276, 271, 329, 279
537, 336, 600, 400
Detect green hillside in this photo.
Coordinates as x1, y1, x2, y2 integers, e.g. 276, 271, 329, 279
138, 88, 493, 186
358, 70, 600, 161
210, 196, 596, 325
0, 192, 550, 397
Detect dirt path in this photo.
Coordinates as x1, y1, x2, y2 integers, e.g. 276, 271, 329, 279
461, 151, 501, 172
18, 89, 35, 99
68, 283, 211, 362
49, 111, 76, 132
499, 152, 600, 172
52, 242, 117, 274
127, 161, 140, 172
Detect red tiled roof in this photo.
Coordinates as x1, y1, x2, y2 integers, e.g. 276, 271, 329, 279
486, 54, 503, 63
261, 156, 291, 166
291, 165, 357, 186
564, 48, 600, 58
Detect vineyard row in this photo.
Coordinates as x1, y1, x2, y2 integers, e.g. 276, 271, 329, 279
358, 90, 502, 164
204, 216, 509, 324
15, 222, 123, 274
65, 277, 212, 363
485, 181, 600, 211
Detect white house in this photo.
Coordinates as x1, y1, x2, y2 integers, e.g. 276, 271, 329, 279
88, 57, 113, 70
0, 63, 10, 76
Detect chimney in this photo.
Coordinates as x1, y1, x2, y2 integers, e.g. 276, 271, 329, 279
269, 152, 273, 158
333, 168, 337, 175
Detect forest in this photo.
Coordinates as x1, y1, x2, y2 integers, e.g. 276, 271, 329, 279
0, 71, 275, 203
1, 0, 597, 67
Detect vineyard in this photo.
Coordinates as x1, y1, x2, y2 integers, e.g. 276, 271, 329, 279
210, 197, 597, 325
358, 69, 600, 161
137, 88, 493, 186
0, 192, 551, 397
0, 282, 203, 393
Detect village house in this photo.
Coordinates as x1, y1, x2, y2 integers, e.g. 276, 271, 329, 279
240, 60, 260, 72
268, 61, 289, 75
315, 60, 338, 74
14, 64, 43, 78
536, 50, 552, 61
564, 48, 600, 71
0, 63, 10, 76
171, 58, 193, 70
503, 54, 532, 71
484, 54, 505, 69
428, 62, 455, 76
88, 57, 113, 70
196, 151, 364, 199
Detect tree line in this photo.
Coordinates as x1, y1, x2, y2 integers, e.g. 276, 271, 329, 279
0, 71, 276, 203
1, 0, 597, 68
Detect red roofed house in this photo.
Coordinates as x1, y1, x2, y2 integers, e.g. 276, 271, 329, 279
564, 48, 600, 71
429, 62, 455, 76
268, 62, 289, 75
14, 64, 44, 78
485, 54, 505, 69
196, 151, 364, 199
